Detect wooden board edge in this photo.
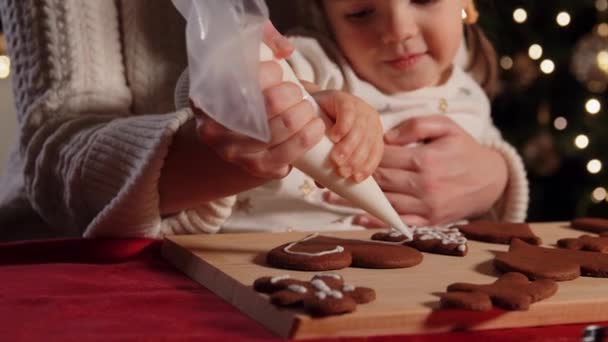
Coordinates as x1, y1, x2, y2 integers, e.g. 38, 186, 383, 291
289, 300, 608, 339
161, 237, 301, 338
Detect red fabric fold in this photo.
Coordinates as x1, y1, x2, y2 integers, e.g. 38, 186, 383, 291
0, 238, 599, 341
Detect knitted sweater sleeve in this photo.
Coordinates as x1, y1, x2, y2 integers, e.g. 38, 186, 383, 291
0, 0, 234, 238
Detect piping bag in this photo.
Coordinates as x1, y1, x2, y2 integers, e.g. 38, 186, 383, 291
172, 0, 413, 239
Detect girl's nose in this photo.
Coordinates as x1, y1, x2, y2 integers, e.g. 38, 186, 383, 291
381, 7, 418, 44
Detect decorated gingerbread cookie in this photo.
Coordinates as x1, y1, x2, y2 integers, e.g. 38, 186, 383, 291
570, 218, 608, 236
253, 273, 375, 316
440, 272, 558, 311
266, 233, 423, 271
557, 235, 608, 253
456, 220, 542, 245
371, 224, 468, 256
494, 238, 608, 281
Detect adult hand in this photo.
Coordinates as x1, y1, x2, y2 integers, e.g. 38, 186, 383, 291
191, 21, 325, 179
325, 115, 508, 227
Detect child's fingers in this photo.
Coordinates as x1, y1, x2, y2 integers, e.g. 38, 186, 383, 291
347, 132, 373, 182
312, 90, 356, 142
331, 121, 363, 176
267, 99, 316, 146
354, 137, 384, 182
329, 97, 357, 143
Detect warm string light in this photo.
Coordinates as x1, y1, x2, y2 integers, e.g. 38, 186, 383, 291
556, 12, 571, 27
585, 98, 602, 114
528, 44, 543, 60
592, 187, 608, 202
500, 56, 513, 70
588, 159, 603, 174
513, 8, 528, 23
553, 117, 568, 130
575, 134, 590, 149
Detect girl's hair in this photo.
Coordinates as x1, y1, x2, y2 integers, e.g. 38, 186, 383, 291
288, 0, 499, 98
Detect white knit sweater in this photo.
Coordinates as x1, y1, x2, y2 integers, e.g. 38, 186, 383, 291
0, 0, 235, 240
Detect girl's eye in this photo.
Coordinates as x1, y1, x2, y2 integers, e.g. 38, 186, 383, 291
345, 8, 375, 20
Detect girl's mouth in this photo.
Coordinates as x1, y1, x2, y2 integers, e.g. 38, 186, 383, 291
385, 53, 424, 70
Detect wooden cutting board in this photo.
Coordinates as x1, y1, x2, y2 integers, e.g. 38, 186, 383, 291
161, 222, 608, 339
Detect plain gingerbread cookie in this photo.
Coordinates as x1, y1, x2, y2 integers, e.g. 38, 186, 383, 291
570, 218, 608, 236
558, 235, 608, 253
456, 220, 542, 245
440, 272, 558, 311
494, 238, 608, 281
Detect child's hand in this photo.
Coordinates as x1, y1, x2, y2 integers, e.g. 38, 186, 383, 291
313, 90, 384, 183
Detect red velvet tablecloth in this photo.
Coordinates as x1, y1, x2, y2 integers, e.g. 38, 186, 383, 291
0, 238, 602, 341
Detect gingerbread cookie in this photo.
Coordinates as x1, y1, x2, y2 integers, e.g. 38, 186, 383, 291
253, 273, 375, 316
372, 225, 468, 256
266, 233, 423, 271
494, 238, 608, 281
557, 235, 608, 253
456, 220, 542, 245
571, 218, 608, 236
440, 272, 557, 311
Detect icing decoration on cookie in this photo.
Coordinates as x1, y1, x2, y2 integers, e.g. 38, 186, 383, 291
253, 274, 375, 316
283, 233, 345, 256
440, 272, 558, 311
494, 238, 608, 281
270, 275, 290, 283
287, 284, 308, 294
456, 220, 542, 245
373, 221, 468, 256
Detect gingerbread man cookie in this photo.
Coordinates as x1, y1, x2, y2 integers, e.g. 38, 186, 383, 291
570, 218, 608, 236
266, 233, 423, 271
372, 225, 468, 256
456, 220, 542, 245
253, 273, 375, 316
440, 272, 558, 311
558, 235, 608, 253
494, 238, 608, 281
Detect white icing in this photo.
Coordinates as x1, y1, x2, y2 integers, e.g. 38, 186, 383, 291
342, 284, 355, 292
315, 272, 341, 280
270, 275, 290, 283
385, 223, 468, 251
287, 284, 308, 294
283, 233, 345, 257
311, 279, 343, 299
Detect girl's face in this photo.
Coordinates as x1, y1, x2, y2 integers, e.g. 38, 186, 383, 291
322, 0, 466, 94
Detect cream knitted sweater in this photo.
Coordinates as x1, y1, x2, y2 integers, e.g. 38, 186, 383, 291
0, 0, 235, 239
